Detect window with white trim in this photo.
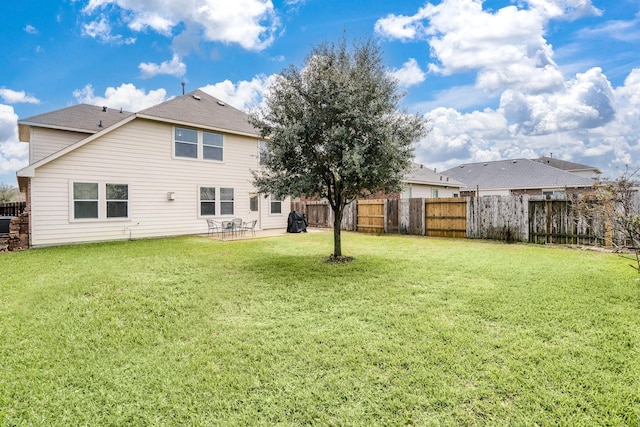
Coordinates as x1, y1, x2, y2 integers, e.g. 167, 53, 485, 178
220, 188, 234, 215
249, 193, 259, 212
203, 131, 223, 161
73, 182, 99, 219
200, 187, 216, 216
431, 189, 439, 198
106, 184, 128, 218
174, 127, 224, 161
71, 182, 129, 220
259, 141, 268, 165
270, 197, 282, 215
174, 127, 198, 159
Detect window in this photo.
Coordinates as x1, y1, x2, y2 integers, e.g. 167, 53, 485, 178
259, 141, 268, 165
431, 189, 439, 198
106, 184, 128, 218
220, 188, 234, 215
73, 182, 99, 219
270, 197, 282, 214
200, 187, 216, 216
249, 193, 259, 212
175, 127, 198, 159
203, 131, 223, 161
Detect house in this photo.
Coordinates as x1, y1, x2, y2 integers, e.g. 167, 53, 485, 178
401, 163, 463, 198
16, 90, 290, 247
441, 158, 596, 197
532, 156, 601, 180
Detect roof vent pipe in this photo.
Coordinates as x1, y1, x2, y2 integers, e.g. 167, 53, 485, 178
98, 120, 103, 128
102, 106, 107, 112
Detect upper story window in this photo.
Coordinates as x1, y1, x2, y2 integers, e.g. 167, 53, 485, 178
174, 127, 198, 159
203, 131, 223, 161
259, 140, 268, 166
174, 127, 224, 161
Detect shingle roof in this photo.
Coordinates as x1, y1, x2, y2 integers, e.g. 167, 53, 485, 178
442, 159, 596, 191
19, 104, 134, 133
532, 156, 602, 174
404, 163, 463, 187
137, 89, 259, 137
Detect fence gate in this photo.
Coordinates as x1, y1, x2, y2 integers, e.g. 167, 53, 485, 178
357, 199, 384, 233
425, 198, 467, 238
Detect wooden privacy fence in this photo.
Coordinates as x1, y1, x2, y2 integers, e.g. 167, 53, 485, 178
292, 195, 619, 247
357, 199, 385, 233
0, 202, 26, 217
425, 198, 466, 238
291, 200, 356, 230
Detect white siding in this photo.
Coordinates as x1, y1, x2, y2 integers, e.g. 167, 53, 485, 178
30, 119, 289, 246
407, 184, 460, 198
30, 128, 89, 163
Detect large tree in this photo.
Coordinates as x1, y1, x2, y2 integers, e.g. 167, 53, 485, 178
250, 38, 428, 259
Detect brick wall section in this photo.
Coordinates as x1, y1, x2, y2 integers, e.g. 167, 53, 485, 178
8, 212, 29, 251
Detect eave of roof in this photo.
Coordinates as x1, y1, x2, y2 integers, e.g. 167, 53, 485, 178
17, 114, 137, 178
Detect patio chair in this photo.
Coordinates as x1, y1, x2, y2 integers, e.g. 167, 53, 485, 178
232, 218, 244, 237
206, 219, 221, 237
221, 220, 235, 239
242, 219, 258, 237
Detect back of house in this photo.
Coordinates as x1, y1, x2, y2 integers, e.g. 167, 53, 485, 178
16, 90, 290, 247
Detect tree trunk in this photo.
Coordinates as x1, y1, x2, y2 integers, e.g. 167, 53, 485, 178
333, 205, 343, 257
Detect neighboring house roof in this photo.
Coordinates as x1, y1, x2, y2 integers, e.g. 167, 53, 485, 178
137, 89, 259, 137
404, 163, 463, 187
532, 156, 602, 175
19, 104, 134, 137
442, 159, 596, 191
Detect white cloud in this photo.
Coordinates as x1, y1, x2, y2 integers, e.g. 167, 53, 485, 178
24, 25, 38, 34
389, 58, 426, 88
82, 0, 279, 51
82, 16, 136, 44
500, 67, 615, 135
374, 7, 429, 41
200, 74, 277, 111
415, 67, 639, 179
376, 0, 632, 177
376, 0, 601, 96
0, 104, 28, 177
72, 83, 168, 111
0, 88, 40, 105
139, 55, 187, 79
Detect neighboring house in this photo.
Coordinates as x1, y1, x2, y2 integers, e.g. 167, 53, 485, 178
532, 156, 601, 180
16, 90, 290, 247
442, 159, 596, 197
401, 163, 463, 198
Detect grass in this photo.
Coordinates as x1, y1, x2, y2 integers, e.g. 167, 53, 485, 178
0, 232, 638, 426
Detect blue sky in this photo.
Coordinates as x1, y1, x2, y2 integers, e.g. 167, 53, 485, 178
1, 0, 639, 186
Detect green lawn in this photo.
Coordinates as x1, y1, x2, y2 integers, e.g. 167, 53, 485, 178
1, 232, 638, 426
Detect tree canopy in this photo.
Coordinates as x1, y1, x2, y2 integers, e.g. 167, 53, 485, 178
250, 38, 429, 258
